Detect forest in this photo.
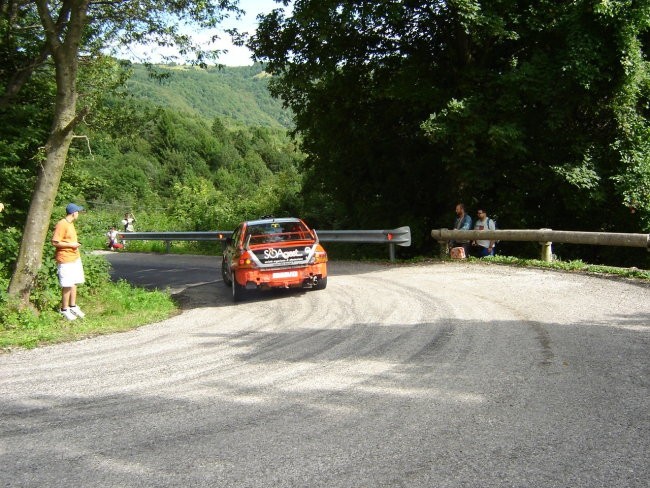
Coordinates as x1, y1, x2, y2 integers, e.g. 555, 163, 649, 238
250, 0, 650, 265
1, 1, 649, 312
0, 61, 307, 279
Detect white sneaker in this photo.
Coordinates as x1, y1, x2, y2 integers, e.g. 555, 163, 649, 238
60, 309, 77, 321
69, 305, 86, 318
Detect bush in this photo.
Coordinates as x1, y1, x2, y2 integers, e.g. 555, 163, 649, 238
1, 226, 114, 331
0, 226, 21, 280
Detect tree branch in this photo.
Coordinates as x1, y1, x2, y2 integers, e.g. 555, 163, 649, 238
61, 106, 91, 137
1, 1, 78, 108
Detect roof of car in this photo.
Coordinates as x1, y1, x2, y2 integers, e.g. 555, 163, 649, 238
244, 217, 302, 226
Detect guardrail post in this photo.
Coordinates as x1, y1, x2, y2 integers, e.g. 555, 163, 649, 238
389, 243, 395, 262
437, 229, 449, 258
438, 241, 448, 258
165, 240, 171, 254
539, 228, 552, 262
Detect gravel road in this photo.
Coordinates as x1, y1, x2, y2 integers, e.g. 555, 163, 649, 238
1, 255, 649, 487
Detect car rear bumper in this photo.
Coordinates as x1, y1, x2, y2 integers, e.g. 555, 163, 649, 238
234, 263, 328, 289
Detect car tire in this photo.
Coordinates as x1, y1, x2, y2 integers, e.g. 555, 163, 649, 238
313, 276, 327, 290
221, 257, 232, 286
232, 278, 246, 302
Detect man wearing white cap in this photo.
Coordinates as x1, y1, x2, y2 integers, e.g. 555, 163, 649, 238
51, 203, 86, 320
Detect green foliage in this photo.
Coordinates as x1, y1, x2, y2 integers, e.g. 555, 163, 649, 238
477, 255, 650, 281
251, 0, 650, 266
0, 227, 21, 278
0, 279, 176, 351
126, 64, 292, 128
0, 216, 176, 348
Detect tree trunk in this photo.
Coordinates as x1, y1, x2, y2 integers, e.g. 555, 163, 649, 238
7, 1, 87, 307
7, 125, 75, 304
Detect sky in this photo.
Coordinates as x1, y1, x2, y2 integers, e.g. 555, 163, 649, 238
116, 0, 289, 66
218, 0, 288, 66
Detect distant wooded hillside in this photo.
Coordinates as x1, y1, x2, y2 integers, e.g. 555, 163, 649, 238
126, 63, 292, 129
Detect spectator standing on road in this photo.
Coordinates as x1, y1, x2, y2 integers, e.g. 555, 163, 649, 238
51, 203, 86, 321
122, 212, 135, 232
472, 208, 496, 257
450, 203, 473, 257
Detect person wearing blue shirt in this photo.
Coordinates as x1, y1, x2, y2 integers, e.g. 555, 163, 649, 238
451, 203, 473, 256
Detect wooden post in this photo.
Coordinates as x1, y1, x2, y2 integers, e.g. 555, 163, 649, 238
438, 241, 448, 258
540, 228, 552, 262
438, 228, 449, 258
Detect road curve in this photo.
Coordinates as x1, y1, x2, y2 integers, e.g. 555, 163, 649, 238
1, 256, 649, 487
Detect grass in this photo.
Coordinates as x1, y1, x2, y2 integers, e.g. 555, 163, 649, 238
0, 235, 217, 352
402, 254, 650, 281
476, 254, 650, 280
0, 280, 177, 352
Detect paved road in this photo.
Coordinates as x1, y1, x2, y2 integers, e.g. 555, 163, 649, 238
1, 255, 649, 487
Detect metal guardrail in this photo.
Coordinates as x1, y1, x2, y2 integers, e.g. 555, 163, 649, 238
119, 231, 233, 242
431, 228, 650, 261
119, 226, 411, 261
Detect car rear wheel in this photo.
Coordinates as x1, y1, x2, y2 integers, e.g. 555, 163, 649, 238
313, 276, 327, 290
232, 278, 246, 302
221, 257, 232, 286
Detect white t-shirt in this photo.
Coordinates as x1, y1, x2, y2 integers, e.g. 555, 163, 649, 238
107, 229, 119, 243
122, 217, 134, 232
474, 217, 496, 248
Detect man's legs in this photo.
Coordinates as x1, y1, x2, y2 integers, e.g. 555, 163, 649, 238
61, 286, 75, 310
477, 246, 494, 257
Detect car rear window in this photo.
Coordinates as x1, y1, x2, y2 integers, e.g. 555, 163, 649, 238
245, 222, 311, 244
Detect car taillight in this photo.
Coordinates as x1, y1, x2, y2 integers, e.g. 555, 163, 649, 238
311, 245, 328, 264
238, 251, 254, 267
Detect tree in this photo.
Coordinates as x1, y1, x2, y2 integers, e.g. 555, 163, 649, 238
1, 0, 241, 306
251, 1, 650, 257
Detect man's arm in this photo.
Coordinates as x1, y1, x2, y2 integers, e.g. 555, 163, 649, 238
461, 215, 472, 230
488, 219, 496, 248
52, 223, 80, 249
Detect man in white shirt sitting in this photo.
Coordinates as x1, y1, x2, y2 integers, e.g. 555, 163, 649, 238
472, 209, 496, 257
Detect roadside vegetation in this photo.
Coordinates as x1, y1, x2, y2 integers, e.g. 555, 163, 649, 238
464, 255, 650, 281
0, 249, 176, 351
2, 2, 648, 351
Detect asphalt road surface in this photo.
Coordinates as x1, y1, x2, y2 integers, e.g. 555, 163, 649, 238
1, 254, 649, 487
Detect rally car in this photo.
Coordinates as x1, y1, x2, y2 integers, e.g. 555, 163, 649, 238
221, 217, 328, 301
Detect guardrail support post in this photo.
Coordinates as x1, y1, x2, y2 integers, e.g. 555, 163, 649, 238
539, 228, 553, 262
540, 241, 553, 262
438, 241, 448, 258
165, 240, 171, 254
389, 243, 395, 262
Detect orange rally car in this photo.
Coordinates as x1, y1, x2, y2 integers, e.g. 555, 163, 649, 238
221, 217, 328, 301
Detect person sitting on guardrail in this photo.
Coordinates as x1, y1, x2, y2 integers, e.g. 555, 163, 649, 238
450, 203, 473, 257
471, 208, 496, 257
